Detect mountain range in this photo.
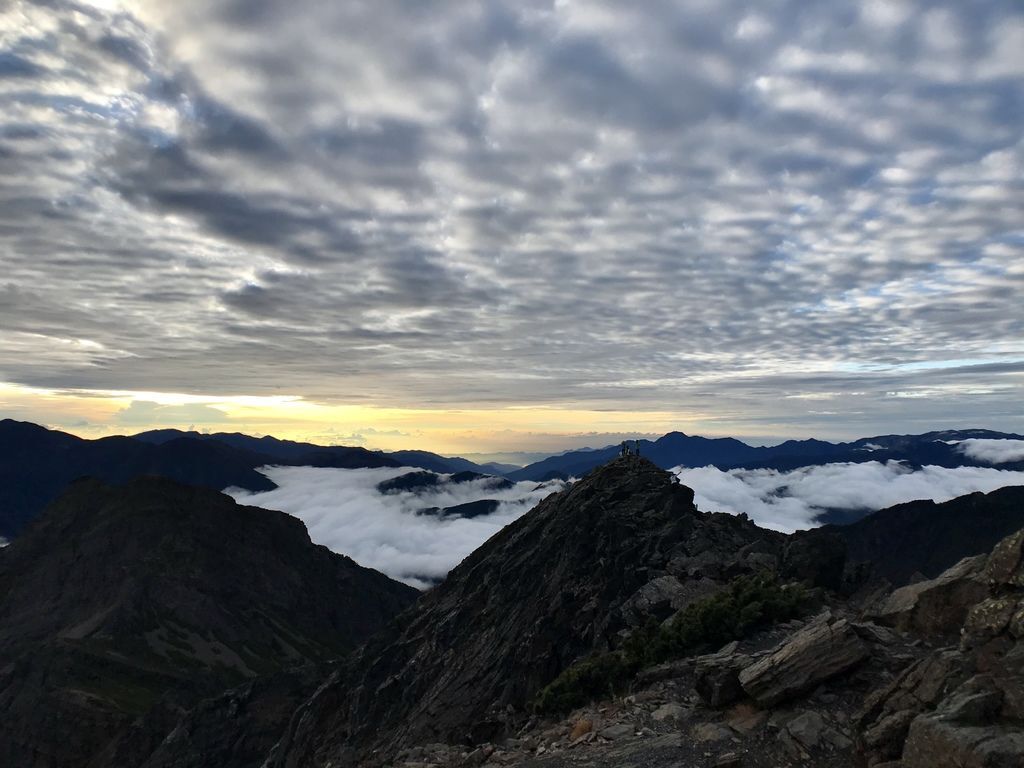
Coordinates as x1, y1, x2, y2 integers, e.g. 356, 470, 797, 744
3, 419, 1021, 541
506, 428, 1024, 481
1, 457, 1022, 766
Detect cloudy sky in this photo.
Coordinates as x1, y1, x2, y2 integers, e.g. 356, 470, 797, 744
1, 0, 1022, 454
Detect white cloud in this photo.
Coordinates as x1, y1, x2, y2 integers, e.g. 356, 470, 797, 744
674, 461, 1024, 533
228, 466, 565, 588
955, 438, 1024, 465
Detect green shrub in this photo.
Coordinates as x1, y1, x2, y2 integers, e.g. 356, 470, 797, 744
533, 652, 635, 714
533, 573, 807, 714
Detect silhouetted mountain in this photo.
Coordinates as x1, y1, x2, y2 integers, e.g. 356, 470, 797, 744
0, 420, 278, 538
133, 428, 400, 469
819, 485, 1024, 586
387, 449, 496, 474
135, 429, 500, 475
0, 421, 415, 539
507, 428, 1024, 481
0, 477, 417, 768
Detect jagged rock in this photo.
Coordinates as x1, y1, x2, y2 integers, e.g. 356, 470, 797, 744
983, 529, 1024, 588
694, 643, 754, 708
599, 723, 633, 740
870, 554, 988, 635
620, 575, 693, 626
852, 621, 902, 646
651, 703, 686, 722
786, 711, 825, 749
901, 679, 1024, 767
857, 650, 971, 763
713, 752, 743, 767
738, 614, 869, 707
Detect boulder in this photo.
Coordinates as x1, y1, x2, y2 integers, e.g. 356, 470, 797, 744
738, 614, 868, 707
620, 575, 696, 626
694, 643, 754, 708
901, 678, 1024, 768
870, 554, 988, 635
786, 711, 825, 749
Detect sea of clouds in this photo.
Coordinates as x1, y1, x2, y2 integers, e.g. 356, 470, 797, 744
229, 467, 565, 588
675, 461, 1024, 533
229, 459, 1024, 587
952, 438, 1024, 465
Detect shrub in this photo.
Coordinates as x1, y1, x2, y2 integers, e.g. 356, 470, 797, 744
533, 573, 807, 714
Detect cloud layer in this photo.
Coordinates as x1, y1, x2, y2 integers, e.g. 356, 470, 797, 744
1, 0, 1022, 437
675, 461, 1024, 532
228, 466, 565, 587
955, 438, 1024, 464
228, 460, 1024, 585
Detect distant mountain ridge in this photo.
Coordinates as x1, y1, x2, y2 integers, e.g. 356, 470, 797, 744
4, 419, 1022, 539
506, 428, 1024, 481
0, 420, 500, 539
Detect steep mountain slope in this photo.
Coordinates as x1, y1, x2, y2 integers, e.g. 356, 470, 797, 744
0, 477, 418, 768
507, 429, 1024, 481
822, 485, 1024, 585
268, 457, 784, 766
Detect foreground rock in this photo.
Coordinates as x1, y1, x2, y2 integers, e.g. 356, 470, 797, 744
859, 528, 1024, 767
869, 554, 988, 634
738, 614, 869, 707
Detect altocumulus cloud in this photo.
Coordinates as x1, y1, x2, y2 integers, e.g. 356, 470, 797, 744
0, 0, 1021, 436
228, 467, 565, 588
675, 461, 1024, 532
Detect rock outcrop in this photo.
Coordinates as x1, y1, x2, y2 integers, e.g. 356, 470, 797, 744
859, 528, 1024, 767
737, 613, 869, 706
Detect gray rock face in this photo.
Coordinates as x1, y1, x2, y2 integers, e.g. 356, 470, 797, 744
619, 575, 694, 626
902, 678, 1024, 768
737, 614, 869, 707
694, 643, 754, 708
871, 554, 989, 634
858, 528, 1024, 767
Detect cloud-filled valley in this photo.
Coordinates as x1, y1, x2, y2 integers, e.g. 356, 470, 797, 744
230, 460, 1024, 586
676, 461, 1024, 533
229, 467, 566, 588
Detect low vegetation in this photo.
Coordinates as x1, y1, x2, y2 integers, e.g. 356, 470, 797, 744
534, 573, 808, 714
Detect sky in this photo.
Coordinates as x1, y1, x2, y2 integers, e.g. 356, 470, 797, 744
1, 0, 1022, 456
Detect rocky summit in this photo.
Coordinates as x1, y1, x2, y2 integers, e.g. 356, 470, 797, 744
267, 457, 800, 766
0, 477, 418, 768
